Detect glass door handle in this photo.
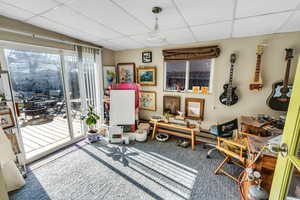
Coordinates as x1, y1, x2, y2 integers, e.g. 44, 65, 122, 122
268, 143, 288, 157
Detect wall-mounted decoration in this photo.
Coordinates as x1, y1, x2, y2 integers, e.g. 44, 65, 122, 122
140, 91, 156, 111
103, 66, 116, 89
163, 96, 180, 115
0, 108, 15, 129
137, 66, 156, 86
117, 63, 135, 83
142, 51, 152, 63
185, 98, 205, 120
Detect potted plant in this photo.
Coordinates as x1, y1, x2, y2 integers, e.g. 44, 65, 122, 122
83, 106, 101, 142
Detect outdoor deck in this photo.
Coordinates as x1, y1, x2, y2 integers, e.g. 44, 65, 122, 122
20, 117, 82, 159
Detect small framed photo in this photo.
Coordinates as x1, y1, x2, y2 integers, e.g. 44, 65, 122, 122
185, 98, 205, 120
136, 66, 156, 86
140, 91, 156, 111
103, 66, 116, 89
0, 109, 15, 129
117, 63, 136, 83
142, 51, 152, 63
163, 96, 181, 115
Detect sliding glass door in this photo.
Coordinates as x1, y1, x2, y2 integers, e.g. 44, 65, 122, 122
3, 49, 75, 160
0, 45, 101, 163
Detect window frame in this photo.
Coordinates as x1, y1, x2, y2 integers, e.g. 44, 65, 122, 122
163, 59, 215, 93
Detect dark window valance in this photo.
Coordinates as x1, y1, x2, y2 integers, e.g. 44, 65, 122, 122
162, 45, 220, 61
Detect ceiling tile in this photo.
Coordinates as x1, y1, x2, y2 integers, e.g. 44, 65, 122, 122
94, 40, 124, 50
0, 2, 34, 20
28, 16, 103, 42
174, 0, 234, 26
66, 0, 149, 35
113, 0, 186, 30
191, 21, 232, 41
41, 5, 122, 40
161, 28, 196, 44
278, 10, 300, 33
233, 12, 292, 37
107, 37, 145, 50
1, 0, 61, 14
130, 34, 169, 47
236, 0, 300, 18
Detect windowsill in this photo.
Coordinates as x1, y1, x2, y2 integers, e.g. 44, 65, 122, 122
163, 89, 212, 95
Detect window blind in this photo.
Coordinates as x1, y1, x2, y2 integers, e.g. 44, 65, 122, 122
162, 45, 220, 61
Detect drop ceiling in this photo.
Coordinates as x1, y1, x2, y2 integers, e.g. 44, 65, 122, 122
0, 0, 300, 50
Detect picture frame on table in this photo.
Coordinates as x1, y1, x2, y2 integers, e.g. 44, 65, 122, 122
0, 108, 15, 129
136, 66, 156, 86
117, 63, 135, 83
185, 98, 205, 120
103, 66, 116, 89
163, 96, 180, 115
140, 91, 156, 111
142, 51, 152, 63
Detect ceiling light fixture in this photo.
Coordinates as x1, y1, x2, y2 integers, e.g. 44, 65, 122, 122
147, 7, 166, 44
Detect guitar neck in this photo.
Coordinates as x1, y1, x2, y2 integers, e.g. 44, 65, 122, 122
254, 54, 261, 82
283, 59, 291, 88
228, 63, 234, 86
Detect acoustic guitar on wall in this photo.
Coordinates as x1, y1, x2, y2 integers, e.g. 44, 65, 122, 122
266, 48, 294, 111
219, 53, 238, 106
249, 45, 264, 91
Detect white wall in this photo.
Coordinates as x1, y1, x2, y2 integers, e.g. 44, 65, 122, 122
114, 32, 300, 129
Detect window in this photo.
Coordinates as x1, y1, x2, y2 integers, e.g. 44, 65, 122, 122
165, 61, 187, 90
164, 59, 213, 92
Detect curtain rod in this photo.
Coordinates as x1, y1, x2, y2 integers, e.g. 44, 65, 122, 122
0, 28, 102, 50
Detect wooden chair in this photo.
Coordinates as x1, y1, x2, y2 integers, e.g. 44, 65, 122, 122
206, 119, 249, 182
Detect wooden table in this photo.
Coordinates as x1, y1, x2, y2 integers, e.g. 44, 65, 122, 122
240, 116, 283, 137
150, 121, 198, 151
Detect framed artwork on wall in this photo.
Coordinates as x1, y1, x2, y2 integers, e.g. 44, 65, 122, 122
142, 51, 152, 63
136, 66, 156, 86
0, 108, 15, 129
103, 66, 116, 89
185, 98, 205, 120
140, 91, 156, 111
163, 96, 180, 115
117, 63, 135, 83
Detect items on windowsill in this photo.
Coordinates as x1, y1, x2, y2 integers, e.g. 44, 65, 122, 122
155, 132, 169, 142
192, 86, 200, 93
201, 87, 208, 94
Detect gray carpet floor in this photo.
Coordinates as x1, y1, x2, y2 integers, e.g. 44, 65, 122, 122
9, 139, 242, 200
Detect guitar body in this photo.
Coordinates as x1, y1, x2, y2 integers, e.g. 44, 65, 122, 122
267, 48, 294, 111
249, 75, 263, 91
267, 81, 292, 111
219, 84, 239, 106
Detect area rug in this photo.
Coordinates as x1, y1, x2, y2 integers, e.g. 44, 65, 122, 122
9, 139, 241, 200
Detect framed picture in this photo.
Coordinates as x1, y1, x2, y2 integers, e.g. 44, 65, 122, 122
103, 66, 116, 89
163, 96, 180, 115
136, 66, 156, 86
185, 98, 205, 120
117, 63, 135, 83
142, 51, 152, 63
0, 109, 15, 129
140, 91, 156, 111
